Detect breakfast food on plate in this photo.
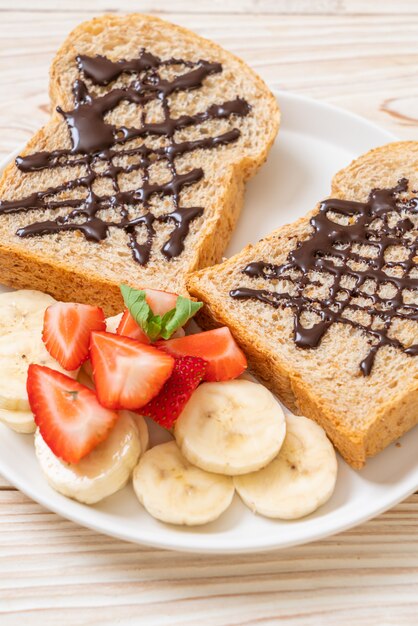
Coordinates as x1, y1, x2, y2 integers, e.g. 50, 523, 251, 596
43, 302, 106, 371
0, 13, 279, 314
187, 142, 418, 469
174, 379, 286, 475
234, 414, 338, 519
0, 285, 337, 523
140, 355, 208, 429
133, 441, 235, 525
27, 365, 120, 463
35, 411, 142, 504
0, 290, 77, 433
158, 327, 247, 381
132, 412, 150, 453
89, 332, 175, 410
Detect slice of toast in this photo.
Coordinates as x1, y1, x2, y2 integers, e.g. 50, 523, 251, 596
0, 14, 279, 315
188, 142, 418, 469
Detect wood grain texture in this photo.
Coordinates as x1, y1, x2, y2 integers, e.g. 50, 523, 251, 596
0, 2, 417, 624
2, 0, 418, 15
0, 9, 417, 162
0, 475, 11, 489
0, 491, 417, 626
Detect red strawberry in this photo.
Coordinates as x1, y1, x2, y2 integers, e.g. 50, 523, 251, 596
116, 310, 150, 343
27, 364, 118, 464
90, 331, 174, 410
116, 288, 178, 341
158, 327, 247, 382
140, 356, 207, 429
43, 302, 105, 371
144, 288, 178, 316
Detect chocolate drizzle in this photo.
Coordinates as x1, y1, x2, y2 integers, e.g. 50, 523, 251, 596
0, 49, 250, 264
231, 179, 418, 375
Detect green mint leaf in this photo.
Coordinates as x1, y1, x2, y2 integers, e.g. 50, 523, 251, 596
120, 285, 202, 341
120, 284, 163, 341
159, 296, 203, 340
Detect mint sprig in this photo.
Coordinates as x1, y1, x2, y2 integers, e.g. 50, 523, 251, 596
120, 284, 202, 341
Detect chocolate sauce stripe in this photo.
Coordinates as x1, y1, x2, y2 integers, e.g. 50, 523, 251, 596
247, 256, 418, 292
15, 118, 244, 175
231, 284, 417, 322
230, 286, 416, 357
231, 180, 418, 375
315, 258, 418, 291
0, 49, 251, 266
77, 51, 196, 86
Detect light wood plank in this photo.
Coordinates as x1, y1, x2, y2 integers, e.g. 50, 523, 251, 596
0, 491, 417, 625
0, 5, 417, 624
0, 476, 13, 489
0, 11, 417, 164
1, 0, 418, 15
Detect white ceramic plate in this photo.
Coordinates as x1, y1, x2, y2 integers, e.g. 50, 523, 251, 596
0, 91, 416, 554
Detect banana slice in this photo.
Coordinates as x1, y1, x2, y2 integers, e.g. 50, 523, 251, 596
106, 313, 123, 334
120, 411, 149, 452
0, 289, 68, 431
0, 330, 74, 413
0, 289, 55, 336
34, 412, 141, 504
0, 407, 36, 434
174, 379, 286, 475
234, 414, 338, 519
133, 441, 234, 525
135, 414, 150, 452
77, 362, 94, 389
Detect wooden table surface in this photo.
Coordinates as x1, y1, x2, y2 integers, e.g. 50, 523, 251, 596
0, 1, 417, 624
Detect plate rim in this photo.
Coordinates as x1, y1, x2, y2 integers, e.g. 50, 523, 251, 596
0, 89, 416, 555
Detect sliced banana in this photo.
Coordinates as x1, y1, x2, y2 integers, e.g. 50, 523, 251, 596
0, 289, 55, 336
135, 415, 150, 452
106, 313, 123, 334
174, 379, 286, 475
0, 407, 36, 434
133, 441, 234, 525
234, 414, 338, 520
0, 289, 68, 432
77, 362, 94, 389
0, 330, 74, 413
120, 411, 149, 453
35, 412, 141, 504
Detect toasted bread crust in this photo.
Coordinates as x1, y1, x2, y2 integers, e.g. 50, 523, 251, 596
188, 141, 418, 469
0, 13, 279, 311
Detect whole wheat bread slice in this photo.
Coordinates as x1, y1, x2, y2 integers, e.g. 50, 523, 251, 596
188, 142, 418, 469
0, 13, 279, 315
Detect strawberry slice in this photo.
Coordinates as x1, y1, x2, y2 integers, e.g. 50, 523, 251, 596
116, 288, 178, 342
43, 302, 105, 371
27, 364, 118, 464
144, 288, 178, 316
90, 331, 174, 410
140, 356, 207, 429
116, 310, 150, 343
158, 327, 247, 382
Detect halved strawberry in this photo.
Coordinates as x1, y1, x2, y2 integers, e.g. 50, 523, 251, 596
140, 356, 207, 429
116, 288, 178, 341
116, 310, 150, 343
158, 327, 247, 381
90, 331, 174, 410
43, 302, 106, 371
144, 288, 178, 316
27, 364, 118, 464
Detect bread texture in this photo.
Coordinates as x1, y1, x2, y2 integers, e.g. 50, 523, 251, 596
0, 13, 279, 315
188, 142, 418, 469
